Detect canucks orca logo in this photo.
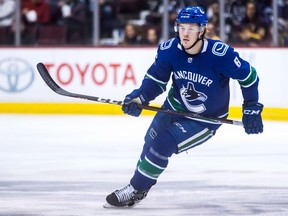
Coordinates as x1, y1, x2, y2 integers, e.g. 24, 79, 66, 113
180, 82, 207, 113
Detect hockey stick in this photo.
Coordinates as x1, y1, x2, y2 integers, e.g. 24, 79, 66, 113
36, 62, 243, 126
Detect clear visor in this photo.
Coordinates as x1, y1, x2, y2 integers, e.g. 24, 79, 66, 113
178, 26, 201, 33
174, 22, 206, 33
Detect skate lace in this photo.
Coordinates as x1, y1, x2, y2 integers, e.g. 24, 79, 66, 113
114, 184, 135, 202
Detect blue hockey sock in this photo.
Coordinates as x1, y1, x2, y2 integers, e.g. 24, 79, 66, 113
130, 131, 177, 191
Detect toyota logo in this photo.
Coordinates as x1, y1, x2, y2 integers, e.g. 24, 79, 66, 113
0, 58, 34, 93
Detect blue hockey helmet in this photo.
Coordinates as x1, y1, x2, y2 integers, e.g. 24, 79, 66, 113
174, 6, 208, 32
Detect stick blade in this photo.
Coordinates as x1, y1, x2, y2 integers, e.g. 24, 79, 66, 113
36, 62, 69, 96
36, 62, 61, 93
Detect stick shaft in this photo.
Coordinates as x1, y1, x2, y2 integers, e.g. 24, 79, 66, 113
36, 63, 243, 126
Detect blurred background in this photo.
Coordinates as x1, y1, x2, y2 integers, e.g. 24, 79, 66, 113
0, 0, 287, 121
0, 0, 287, 47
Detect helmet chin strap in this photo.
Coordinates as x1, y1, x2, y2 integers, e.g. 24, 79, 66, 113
184, 37, 202, 51
181, 30, 205, 52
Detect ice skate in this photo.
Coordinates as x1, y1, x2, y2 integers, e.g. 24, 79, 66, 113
104, 184, 149, 208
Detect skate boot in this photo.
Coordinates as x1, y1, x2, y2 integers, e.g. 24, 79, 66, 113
104, 184, 149, 208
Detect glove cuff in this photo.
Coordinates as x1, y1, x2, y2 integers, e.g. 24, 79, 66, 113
129, 89, 150, 105
139, 92, 149, 104
242, 101, 264, 115
243, 101, 264, 108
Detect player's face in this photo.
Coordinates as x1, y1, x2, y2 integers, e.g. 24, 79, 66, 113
178, 23, 201, 48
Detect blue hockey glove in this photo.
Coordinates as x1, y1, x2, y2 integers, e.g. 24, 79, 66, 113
242, 101, 264, 134
122, 90, 149, 117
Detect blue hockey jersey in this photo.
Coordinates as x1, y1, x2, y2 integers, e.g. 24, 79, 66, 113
139, 37, 259, 128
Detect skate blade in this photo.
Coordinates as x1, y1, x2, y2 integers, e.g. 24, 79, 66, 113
103, 203, 135, 209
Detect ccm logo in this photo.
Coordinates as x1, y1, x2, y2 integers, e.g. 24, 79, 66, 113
243, 110, 261, 115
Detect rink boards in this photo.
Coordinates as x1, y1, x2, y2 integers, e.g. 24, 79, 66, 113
0, 47, 287, 121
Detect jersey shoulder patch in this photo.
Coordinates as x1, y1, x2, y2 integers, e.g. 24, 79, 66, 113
212, 42, 229, 56
160, 38, 176, 50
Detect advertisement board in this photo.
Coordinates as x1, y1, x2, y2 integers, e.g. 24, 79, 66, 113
0, 47, 287, 120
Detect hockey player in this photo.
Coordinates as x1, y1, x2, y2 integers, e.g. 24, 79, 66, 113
105, 6, 264, 208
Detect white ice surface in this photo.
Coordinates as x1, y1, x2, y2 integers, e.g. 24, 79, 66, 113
0, 114, 288, 216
